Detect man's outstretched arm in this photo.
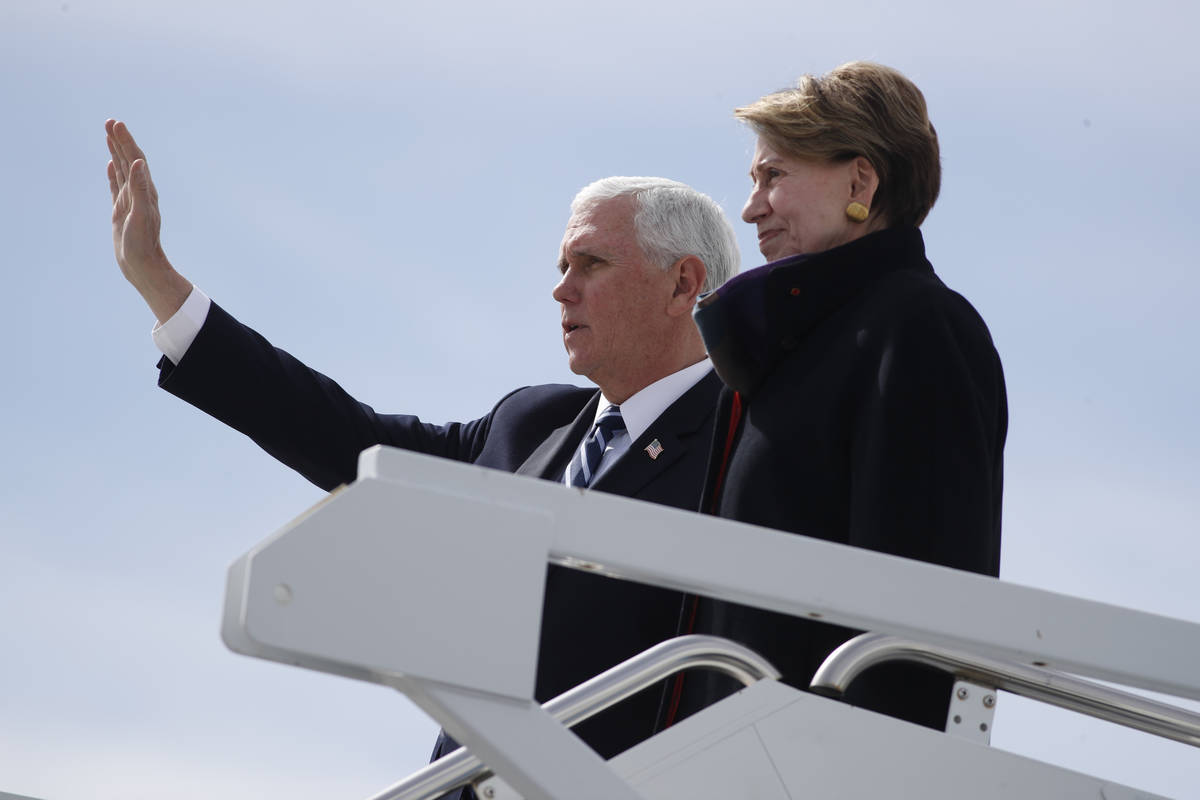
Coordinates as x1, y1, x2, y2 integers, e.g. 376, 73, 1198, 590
106, 118, 192, 322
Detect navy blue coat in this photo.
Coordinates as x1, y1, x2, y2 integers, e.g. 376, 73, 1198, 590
156, 302, 723, 773
686, 227, 1007, 730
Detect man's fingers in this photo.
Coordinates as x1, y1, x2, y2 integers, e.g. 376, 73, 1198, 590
106, 132, 128, 189
128, 159, 159, 217
107, 159, 119, 204
113, 121, 148, 170
147, 164, 159, 203
106, 120, 137, 180
130, 158, 150, 191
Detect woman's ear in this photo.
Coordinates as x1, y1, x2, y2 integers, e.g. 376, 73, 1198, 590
849, 156, 880, 206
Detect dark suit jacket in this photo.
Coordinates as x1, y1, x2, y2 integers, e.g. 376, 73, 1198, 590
156, 302, 722, 771
685, 227, 1007, 729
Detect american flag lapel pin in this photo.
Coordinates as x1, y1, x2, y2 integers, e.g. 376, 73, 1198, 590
644, 439, 664, 460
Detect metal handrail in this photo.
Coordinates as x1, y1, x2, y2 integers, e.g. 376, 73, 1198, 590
369, 634, 781, 800
810, 632, 1200, 748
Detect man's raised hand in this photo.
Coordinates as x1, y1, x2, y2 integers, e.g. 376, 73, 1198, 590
106, 119, 191, 322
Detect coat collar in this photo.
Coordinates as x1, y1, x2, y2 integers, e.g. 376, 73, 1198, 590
514, 393, 600, 481
590, 369, 720, 497
514, 371, 721, 497
693, 227, 933, 397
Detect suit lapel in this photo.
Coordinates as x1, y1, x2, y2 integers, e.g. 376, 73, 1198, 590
592, 370, 722, 499
515, 391, 601, 481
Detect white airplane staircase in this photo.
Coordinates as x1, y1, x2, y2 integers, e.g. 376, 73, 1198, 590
220, 446, 1200, 800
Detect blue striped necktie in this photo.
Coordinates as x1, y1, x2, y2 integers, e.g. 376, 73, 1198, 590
567, 405, 625, 487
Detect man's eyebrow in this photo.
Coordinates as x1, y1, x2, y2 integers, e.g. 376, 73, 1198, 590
558, 248, 603, 271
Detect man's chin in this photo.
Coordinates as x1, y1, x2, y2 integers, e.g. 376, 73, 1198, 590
564, 354, 594, 380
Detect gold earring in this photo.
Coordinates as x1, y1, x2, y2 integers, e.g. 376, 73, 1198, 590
846, 201, 869, 222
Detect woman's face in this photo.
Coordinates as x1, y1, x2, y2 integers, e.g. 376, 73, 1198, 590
742, 136, 868, 262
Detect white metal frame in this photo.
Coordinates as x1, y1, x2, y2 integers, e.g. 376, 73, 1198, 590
221, 446, 1200, 799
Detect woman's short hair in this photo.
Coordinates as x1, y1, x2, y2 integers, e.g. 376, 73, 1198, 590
735, 61, 940, 228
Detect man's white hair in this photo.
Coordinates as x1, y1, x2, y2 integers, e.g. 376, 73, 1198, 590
571, 177, 740, 292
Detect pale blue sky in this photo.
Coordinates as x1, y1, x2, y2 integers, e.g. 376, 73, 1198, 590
2, 1, 1198, 797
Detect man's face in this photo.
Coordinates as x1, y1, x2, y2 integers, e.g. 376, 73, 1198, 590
553, 196, 677, 399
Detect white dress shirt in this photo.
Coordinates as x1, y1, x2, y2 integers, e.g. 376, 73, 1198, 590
152, 285, 212, 365
571, 359, 712, 485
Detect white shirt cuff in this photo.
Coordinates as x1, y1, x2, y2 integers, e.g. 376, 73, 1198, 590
152, 286, 212, 365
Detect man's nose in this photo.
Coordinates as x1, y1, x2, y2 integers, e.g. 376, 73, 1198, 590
552, 270, 575, 303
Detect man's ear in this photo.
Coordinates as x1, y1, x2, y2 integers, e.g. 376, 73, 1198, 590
666, 255, 708, 317
848, 156, 880, 207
